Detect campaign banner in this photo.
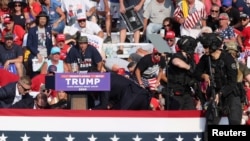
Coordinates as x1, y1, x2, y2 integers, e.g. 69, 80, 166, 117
81, 33, 103, 53
55, 73, 110, 91
0, 109, 229, 141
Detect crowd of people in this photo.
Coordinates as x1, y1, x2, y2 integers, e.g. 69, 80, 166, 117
0, 0, 250, 136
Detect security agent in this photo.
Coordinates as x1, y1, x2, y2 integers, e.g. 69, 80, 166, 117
195, 33, 242, 125
91, 72, 151, 110
167, 35, 198, 110
225, 41, 250, 106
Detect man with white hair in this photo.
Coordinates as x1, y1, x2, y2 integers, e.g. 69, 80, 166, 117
206, 4, 220, 31
215, 13, 236, 43
195, 26, 213, 58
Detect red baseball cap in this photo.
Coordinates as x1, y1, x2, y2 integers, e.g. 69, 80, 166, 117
4, 17, 12, 24
56, 34, 65, 42
219, 13, 229, 20
117, 68, 125, 75
153, 48, 159, 54
165, 31, 175, 39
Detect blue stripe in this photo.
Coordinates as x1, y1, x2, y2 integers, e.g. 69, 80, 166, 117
0, 131, 204, 141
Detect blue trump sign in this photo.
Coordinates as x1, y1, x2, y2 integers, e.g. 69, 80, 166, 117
55, 73, 110, 91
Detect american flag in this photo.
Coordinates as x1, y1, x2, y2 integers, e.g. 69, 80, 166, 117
0, 109, 228, 141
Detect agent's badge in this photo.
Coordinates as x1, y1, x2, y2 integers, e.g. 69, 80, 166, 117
231, 63, 237, 70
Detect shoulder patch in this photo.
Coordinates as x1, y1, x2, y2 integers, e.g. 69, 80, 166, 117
231, 63, 237, 70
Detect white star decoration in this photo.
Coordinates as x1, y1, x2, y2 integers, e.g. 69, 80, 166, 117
21, 133, 30, 141
65, 134, 75, 141
0, 133, 8, 141
110, 134, 120, 141
132, 134, 142, 141
43, 134, 52, 141
88, 134, 97, 141
155, 134, 165, 141
193, 135, 201, 141
176, 135, 184, 141
0, 132, 203, 140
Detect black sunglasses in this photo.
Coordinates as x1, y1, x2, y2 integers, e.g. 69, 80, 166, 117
211, 10, 219, 13
241, 18, 248, 21
163, 24, 170, 27
153, 53, 161, 56
14, 4, 21, 7
78, 19, 86, 23
18, 82, 30, 91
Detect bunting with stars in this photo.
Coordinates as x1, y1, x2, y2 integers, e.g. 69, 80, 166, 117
0, 109, 228, 141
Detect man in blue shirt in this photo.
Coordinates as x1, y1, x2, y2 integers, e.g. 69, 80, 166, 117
0, 33, 23, 77
65, 36, 103, 73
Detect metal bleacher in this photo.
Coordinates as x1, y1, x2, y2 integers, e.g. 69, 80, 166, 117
103, 32, 154, 59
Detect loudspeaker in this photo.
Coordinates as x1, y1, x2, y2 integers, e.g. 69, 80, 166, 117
45, 75, 55, 90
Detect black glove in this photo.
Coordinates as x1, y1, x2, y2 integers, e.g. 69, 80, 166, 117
188, 61, 196, 74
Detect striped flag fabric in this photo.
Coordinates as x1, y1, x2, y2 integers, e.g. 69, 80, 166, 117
0, 109, 228, 141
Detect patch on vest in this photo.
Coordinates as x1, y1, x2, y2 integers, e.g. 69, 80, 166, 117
231, 63, 237, 69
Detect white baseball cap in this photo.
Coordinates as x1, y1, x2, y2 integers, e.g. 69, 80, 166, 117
77, 13, 86, 20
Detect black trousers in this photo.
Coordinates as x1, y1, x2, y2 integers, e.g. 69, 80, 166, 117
168, 93, 196, 110
206, 94, 242, 125
203, 94, 242, 141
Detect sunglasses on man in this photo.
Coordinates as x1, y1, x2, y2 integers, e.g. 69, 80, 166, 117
18, 82, 30, 91
210, 10, 219, 13
153, 52, 161, 56
241, 18, 248, 21
78, 19, 86, 23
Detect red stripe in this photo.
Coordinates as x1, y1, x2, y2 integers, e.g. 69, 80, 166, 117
188, 18, 194, 27
173, 7, 181, 17
190, 12, 196, 23
201, 8, 207, 18
185, 20, 193, 29
194, 11, 199, 22
0, 109, 205, 117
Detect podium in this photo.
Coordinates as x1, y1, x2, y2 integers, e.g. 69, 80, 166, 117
67, 92, 88, 110
45, 73, 111, 110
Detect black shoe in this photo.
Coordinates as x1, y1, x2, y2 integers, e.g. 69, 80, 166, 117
125, 37, 130, 43
116, 49, 123, 54
104, 36, 112, 43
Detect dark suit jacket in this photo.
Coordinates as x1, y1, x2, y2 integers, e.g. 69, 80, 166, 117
27, 26, 53, 61
10, 94, 34, 109
0, 82, 34, 108
0, 82, 17, 107
93, 73, 151, 110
